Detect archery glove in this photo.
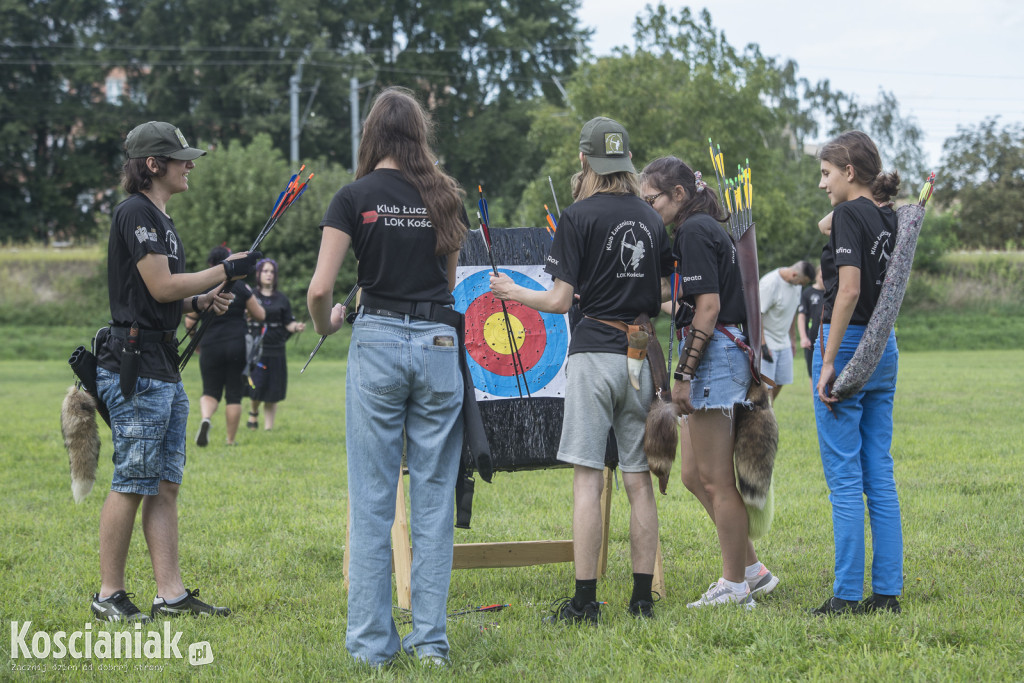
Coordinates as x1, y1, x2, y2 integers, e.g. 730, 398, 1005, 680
222, 251, 263, 280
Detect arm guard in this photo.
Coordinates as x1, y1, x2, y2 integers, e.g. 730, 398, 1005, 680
674, 327, 710, 379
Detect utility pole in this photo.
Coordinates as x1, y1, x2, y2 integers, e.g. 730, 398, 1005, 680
290, 55, 305, 165
350, 75, 359, 173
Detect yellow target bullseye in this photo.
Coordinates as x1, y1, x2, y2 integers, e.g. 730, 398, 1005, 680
483, 312, 526, 354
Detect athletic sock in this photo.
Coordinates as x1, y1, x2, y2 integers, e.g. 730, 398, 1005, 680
156, 591, 189, 605
722, 578, 747, 593
745, 561, 764, 579
630, 573, 654, 605
573, 578, 597, 609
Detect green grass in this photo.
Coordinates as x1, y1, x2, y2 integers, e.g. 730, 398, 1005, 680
2, 350, 1023, 680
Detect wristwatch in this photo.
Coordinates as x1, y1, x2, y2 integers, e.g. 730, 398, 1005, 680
673, 370, 692, 381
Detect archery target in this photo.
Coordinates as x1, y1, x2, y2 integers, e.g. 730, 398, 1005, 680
454, 266, 570, 400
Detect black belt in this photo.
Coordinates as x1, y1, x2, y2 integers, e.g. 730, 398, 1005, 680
109, 326, 176, 344
358, 294, 460, 328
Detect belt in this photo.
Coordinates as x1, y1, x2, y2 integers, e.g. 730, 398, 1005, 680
718, 321, 745, 333
109, 326, 176, 344
358, 293, 461, 328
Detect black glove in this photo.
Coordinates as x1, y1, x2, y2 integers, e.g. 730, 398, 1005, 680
222, 251, 263, 280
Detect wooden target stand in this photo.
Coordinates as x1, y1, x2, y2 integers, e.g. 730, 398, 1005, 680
343, 468, 665, 610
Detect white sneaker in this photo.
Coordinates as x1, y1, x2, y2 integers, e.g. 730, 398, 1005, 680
747, 565, 780, 596
687, 578, 756, 609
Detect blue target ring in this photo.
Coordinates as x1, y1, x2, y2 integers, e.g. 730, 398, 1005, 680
454, 268, 569, 399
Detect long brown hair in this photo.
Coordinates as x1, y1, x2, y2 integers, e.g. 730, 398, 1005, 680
357, 87, 467, 255
640, 156, 728, 227
818, 130, 900, 203
570, 157, 639, 202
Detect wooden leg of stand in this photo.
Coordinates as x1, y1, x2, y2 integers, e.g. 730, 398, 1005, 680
653, 538, 665, 598
391, 475, 412, 610
597, 467, 613, 579
343, 498, 351, 592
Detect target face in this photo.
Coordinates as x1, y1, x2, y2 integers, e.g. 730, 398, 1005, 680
453, 266, 570, 400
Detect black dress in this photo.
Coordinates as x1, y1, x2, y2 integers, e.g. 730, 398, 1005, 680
249, 289, 294, 403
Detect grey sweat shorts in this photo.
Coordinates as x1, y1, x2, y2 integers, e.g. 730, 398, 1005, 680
556, 352, 653, 473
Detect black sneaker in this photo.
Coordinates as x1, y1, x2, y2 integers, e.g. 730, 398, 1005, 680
858, 594, 901, 614
195, 419, 210, 447
543, 597, 599, 625
152, 588, 230, 618
628, 591, 660, 619
91, 591, 152, 623
811, 596, 858, 616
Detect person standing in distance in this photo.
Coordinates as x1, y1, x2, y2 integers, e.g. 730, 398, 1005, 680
759, 261, 815, 400
92, 121, 262, 622
797, 266, 826, 389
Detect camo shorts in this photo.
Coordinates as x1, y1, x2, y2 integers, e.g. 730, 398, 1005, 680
96, 367, 188, 495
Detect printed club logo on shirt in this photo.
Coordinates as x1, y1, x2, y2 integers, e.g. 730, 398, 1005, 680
165, 231, 179, 261
605, 219, 655, 280
134, 226, 155, 244
619, 229, 645, 272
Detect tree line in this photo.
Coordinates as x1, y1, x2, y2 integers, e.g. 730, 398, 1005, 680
2, 1, 1020, 300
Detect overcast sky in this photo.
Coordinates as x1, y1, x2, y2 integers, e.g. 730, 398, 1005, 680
575, 0, 1024, 169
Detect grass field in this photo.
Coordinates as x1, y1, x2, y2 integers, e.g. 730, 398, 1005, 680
2, 348, 1022, 681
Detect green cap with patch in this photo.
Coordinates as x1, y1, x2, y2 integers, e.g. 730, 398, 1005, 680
579, 116, 635, 175
125, 121, 206, 160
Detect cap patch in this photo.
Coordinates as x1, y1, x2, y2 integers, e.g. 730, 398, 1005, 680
604, 132, 624, 156
174, 128, 189, 149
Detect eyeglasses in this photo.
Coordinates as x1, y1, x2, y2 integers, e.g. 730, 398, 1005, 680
643, 192, 664, 206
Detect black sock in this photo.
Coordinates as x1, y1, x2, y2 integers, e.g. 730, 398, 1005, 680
573, 578, 597, 608
630, 573, 653, 605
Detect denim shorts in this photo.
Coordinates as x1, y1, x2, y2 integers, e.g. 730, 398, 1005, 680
557, 352, 653, 473
96, 366, 188, 496
760, 343, 794, 386
686, 326, 752, 412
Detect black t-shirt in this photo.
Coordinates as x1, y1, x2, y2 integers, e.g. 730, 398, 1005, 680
200, 281, 253, 348
320, 168, 465, 306
672, 213, 746, 327
545, 193, 672, 355
97, 193, 186, 383
799, 286, 825, 342
821, 197, 897, 324
251, 290, 295, 356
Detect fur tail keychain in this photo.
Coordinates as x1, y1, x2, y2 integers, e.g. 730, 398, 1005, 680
634, 314, 678, 494
61, 385, 101, 502
733, 381, 778, 539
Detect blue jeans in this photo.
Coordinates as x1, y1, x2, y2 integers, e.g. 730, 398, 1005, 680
96, 366, 188, 496
345, 312, 464, 665
812, 325, 902, 601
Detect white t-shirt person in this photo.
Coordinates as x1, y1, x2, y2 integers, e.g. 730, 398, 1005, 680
758, 262, 814, 395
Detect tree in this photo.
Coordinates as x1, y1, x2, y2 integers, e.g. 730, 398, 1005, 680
516, 5, 830, 269
104, 0, 589, 200
166, 134, 355, 308
0, 0, 126, 243
938, 117, 1024, 248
